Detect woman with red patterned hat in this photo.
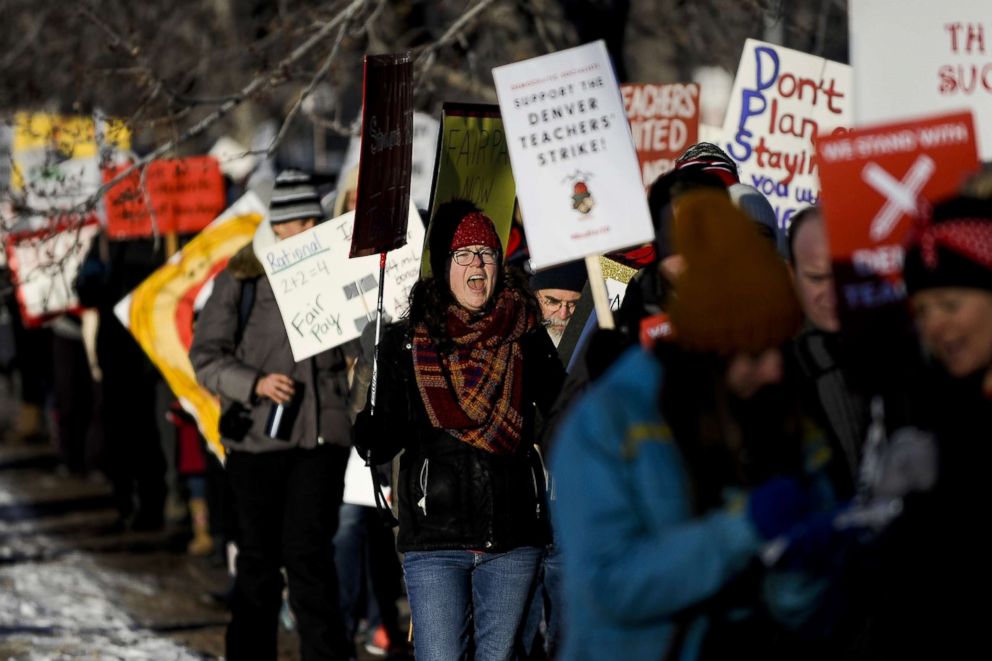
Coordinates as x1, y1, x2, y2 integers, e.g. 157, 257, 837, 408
865, 194, 992, 658
354, 199, 565, 661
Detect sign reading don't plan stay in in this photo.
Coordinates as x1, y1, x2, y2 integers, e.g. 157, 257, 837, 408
722, 39, 851, 233
492, 40, 653, 270
261, 205, 425, 362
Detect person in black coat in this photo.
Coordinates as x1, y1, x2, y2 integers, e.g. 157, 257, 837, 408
355, 199, 565, 661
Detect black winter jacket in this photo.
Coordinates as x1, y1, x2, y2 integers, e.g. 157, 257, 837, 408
355, 321, 566, 553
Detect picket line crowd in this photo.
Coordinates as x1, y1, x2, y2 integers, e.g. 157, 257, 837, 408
2, 126, 991, 661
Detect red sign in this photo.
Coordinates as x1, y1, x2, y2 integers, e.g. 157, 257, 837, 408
816, 110, 979, 333
620, 83, 700, 188
103, 156, 226, 239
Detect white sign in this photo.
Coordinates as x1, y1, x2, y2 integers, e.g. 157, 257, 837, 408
851, 0, 991, 160
261, 204, 425, 361
7, 221, 100, 325
722, 39, 851, 233
342, 448, 389, 507
492, 40, 653, 270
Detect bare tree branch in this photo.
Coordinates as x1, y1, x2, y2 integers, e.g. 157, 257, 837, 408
268, 2, 359, 156
414, 0, 501, 86
84, 0, 367, 214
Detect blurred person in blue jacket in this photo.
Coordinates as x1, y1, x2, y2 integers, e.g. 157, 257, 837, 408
552, 190, 850, 661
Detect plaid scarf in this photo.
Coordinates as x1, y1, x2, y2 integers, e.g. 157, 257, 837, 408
412, 288, 538, 455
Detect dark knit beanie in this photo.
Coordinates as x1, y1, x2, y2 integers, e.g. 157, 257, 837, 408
904, 195, 992, 294
530, 260, 587, 293
269, 170, 323, 224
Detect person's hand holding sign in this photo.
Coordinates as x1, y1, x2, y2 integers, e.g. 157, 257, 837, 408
255, 373, 296, 404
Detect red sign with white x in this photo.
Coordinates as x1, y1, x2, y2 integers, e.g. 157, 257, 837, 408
816, 110, 979, 333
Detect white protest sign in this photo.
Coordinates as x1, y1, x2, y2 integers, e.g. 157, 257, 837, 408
492, 40, 653, 270
342, 447, 388, 507
851, 0, 991, 160
261, 204, 424, 361
722, 39, 851, 232
6, 220, 100, 326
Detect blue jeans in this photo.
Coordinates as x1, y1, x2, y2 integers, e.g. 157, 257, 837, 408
403, 547, 542, 661
520, 543, 563, 659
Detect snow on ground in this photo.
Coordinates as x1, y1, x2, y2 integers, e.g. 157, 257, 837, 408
0, 553, 202, 660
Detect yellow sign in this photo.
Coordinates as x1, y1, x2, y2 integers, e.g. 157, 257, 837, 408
119, 192, 265, 459
12, 113, 130, 190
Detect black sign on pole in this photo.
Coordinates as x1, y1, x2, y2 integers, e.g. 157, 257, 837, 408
350, 52, 414, 258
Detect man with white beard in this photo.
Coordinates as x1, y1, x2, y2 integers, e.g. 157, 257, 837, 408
530, 261, 586, 347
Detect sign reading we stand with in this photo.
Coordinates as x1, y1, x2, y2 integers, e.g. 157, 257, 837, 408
817, 110, 980, 333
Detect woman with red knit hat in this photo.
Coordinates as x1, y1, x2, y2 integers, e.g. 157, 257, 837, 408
354, 199, 565, 660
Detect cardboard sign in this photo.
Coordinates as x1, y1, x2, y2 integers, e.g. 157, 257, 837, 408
263, 205, 425, 362
493, 40, 653, 270
620, 83, 700, 187
599, 256, 636, 311
817, 111, 979, 332
5, 218, 100, 327
11, 113, 130, 212
102, 156, 226, 239
114, 191, 266, 459
722, 39, 852, 233
351, 53, 414, 257
422, 104, 517, 276
851, 0, 992, 160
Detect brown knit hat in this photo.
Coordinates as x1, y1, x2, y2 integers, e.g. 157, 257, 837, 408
668, 189, 803, 355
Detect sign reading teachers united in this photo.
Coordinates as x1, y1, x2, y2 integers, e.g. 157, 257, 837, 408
492, 40, 653, 270
262, 205, 425, 362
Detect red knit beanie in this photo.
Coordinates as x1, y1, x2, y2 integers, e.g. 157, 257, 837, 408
450, 212, 500, 252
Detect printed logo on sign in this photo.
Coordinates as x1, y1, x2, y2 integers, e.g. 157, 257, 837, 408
571, 181, 595, 214
563, 170, 595, 217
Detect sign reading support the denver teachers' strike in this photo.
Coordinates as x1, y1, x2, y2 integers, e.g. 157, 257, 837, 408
722, 39, 852, 234
493, 40, 653, 270
851, 0, 992, 160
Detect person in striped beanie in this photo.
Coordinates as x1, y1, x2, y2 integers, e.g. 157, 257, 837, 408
269, 169, 325, 239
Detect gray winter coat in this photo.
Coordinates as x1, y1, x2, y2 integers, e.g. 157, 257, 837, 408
190, 243, 356, 453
